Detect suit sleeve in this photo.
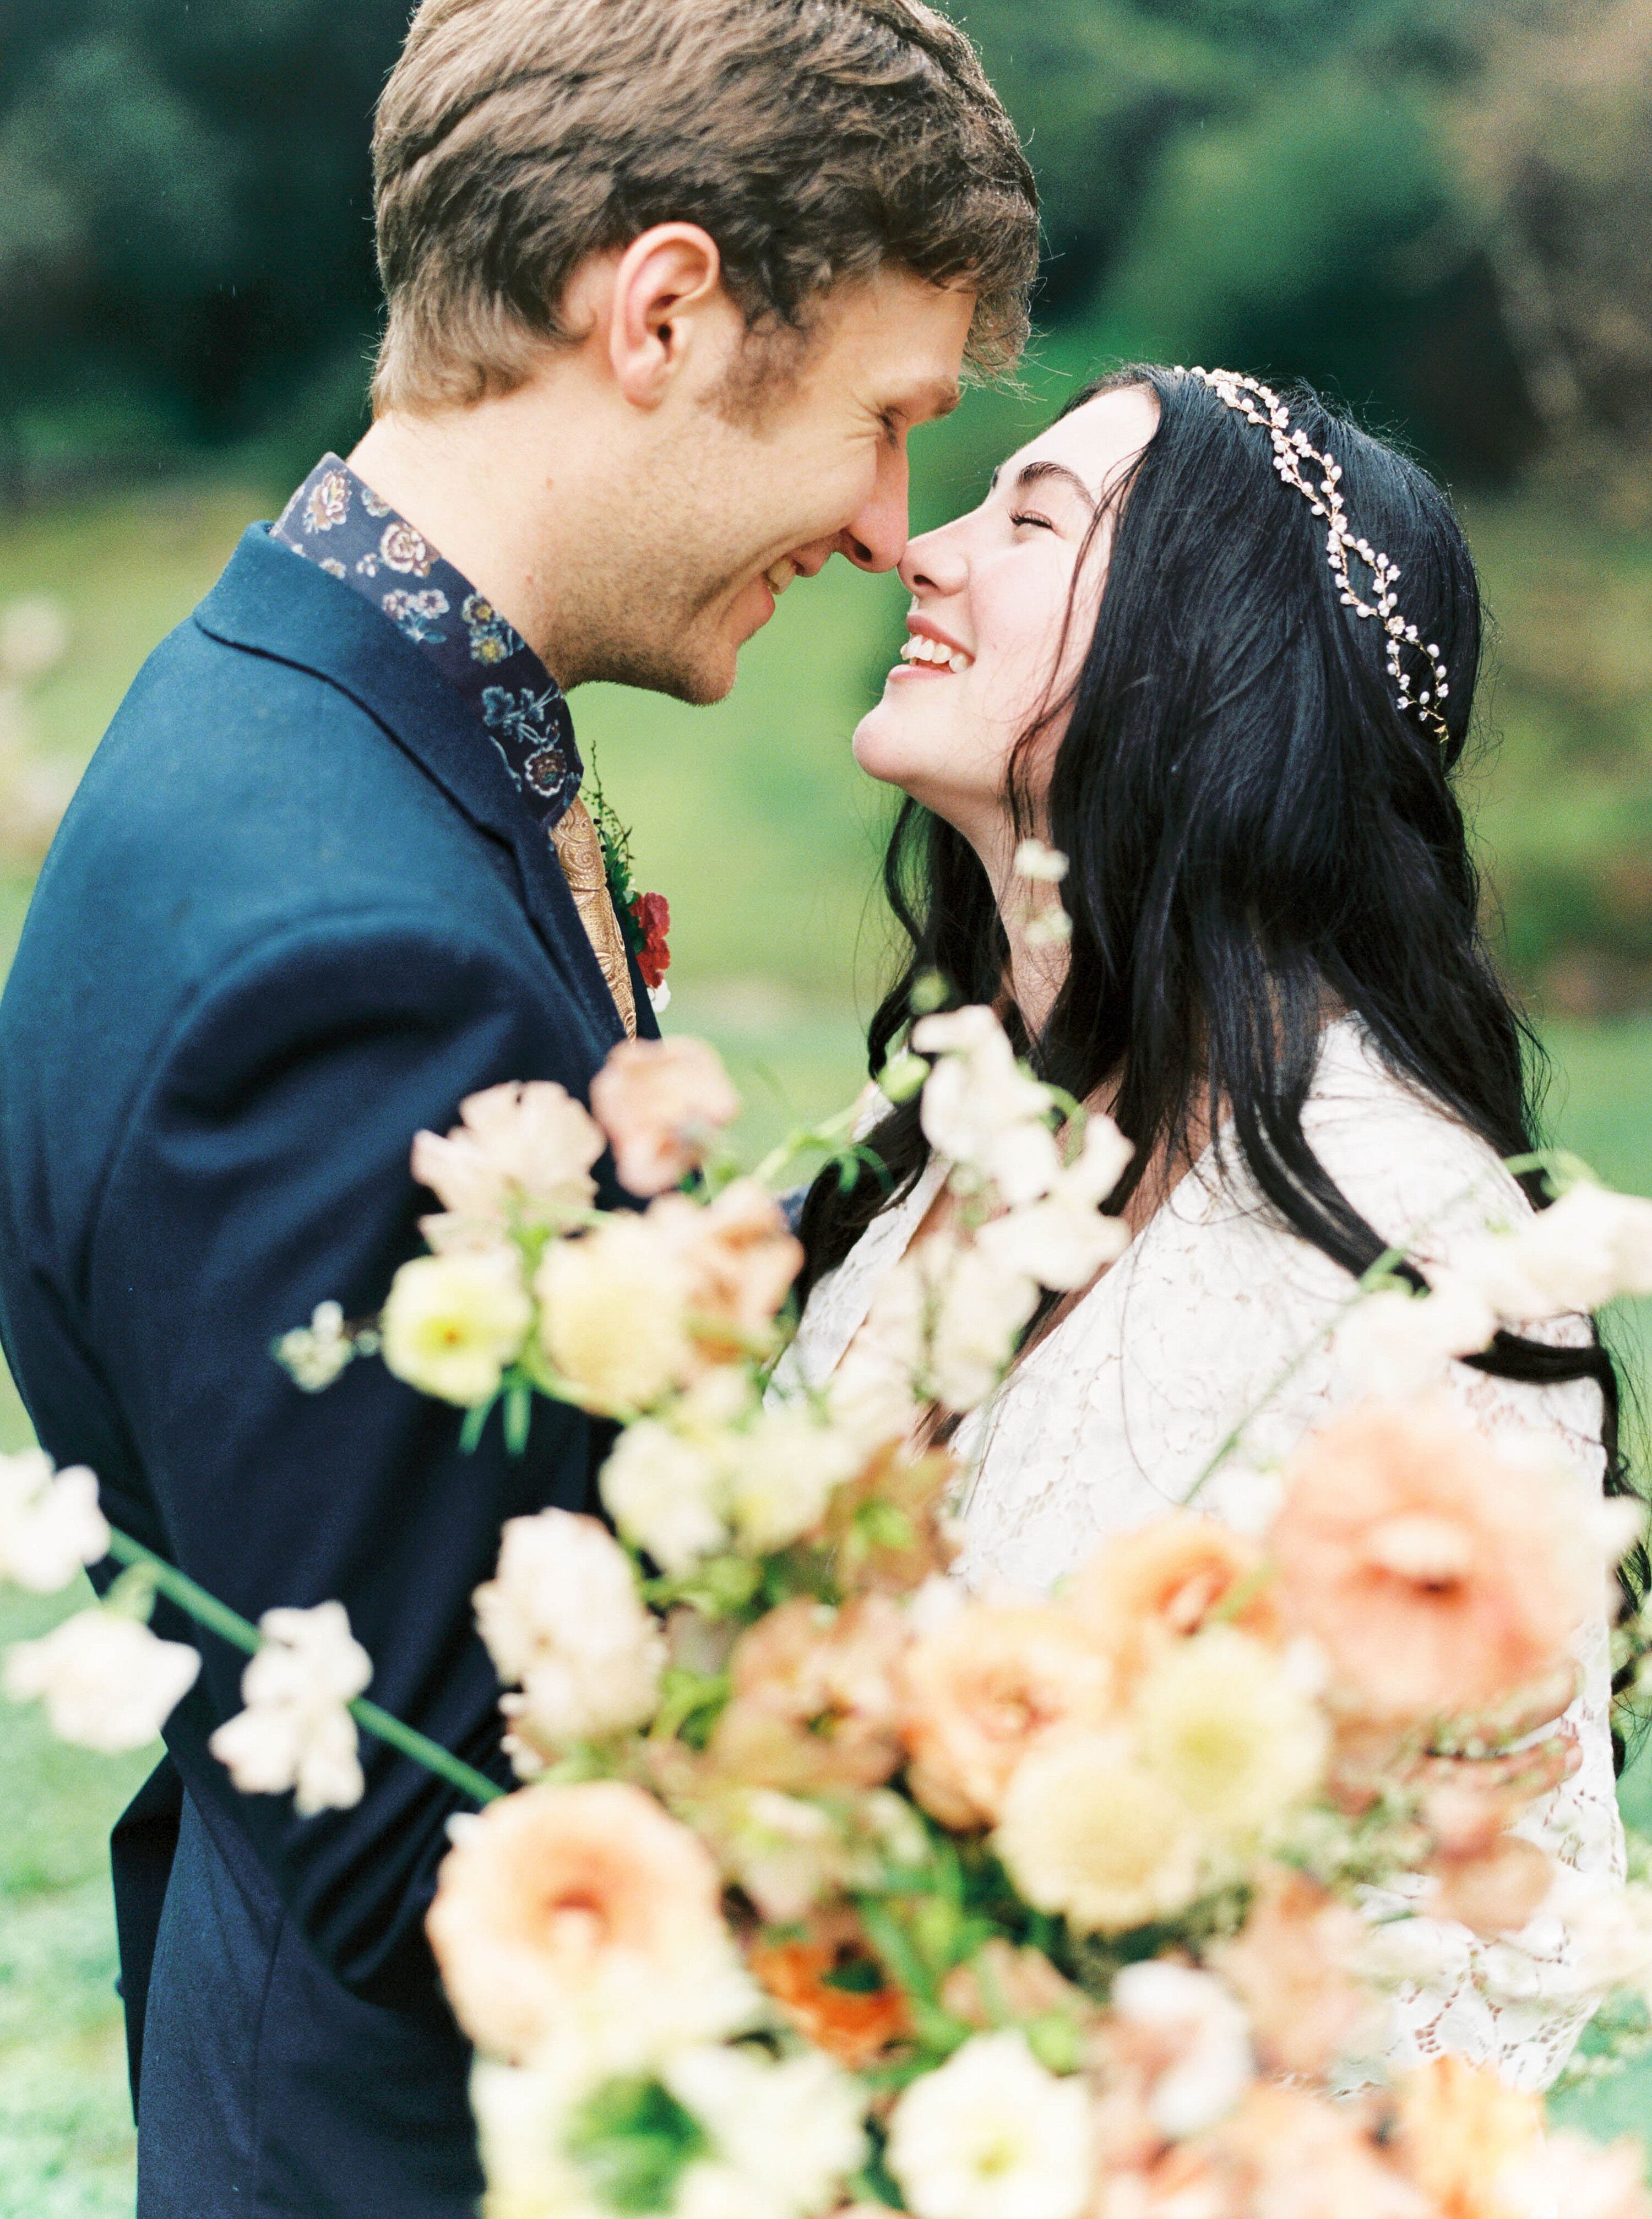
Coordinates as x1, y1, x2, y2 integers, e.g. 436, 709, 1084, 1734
88, 907, 601, 2012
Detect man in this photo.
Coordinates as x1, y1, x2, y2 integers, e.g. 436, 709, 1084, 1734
0, 1, 1037, 2212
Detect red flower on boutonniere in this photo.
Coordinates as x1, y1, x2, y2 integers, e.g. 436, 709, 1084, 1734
628, 891, 671, 991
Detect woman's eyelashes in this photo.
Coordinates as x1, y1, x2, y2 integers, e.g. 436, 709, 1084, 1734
1009, 509, 1056, 532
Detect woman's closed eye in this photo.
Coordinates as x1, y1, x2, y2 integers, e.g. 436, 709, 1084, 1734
1010, 509, 1056, 532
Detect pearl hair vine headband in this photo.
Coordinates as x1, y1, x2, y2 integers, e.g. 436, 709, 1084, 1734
1181, 366, 1452, 744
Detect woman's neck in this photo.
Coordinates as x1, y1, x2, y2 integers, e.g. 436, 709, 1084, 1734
1004, 917, 1068, 1037
985, 841, 1070, 1036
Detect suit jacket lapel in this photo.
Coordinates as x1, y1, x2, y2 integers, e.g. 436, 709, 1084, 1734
195, 527, 628, 1051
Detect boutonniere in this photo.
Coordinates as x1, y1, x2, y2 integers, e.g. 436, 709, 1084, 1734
587, 768, 671, 1013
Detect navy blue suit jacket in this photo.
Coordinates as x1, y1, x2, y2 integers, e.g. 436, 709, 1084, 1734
0, 525, 655, 2216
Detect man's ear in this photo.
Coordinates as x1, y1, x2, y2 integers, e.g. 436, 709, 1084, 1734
605, 224, 732, 409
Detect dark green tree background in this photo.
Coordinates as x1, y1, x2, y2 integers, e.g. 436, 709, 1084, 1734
0, 0, 1645, 502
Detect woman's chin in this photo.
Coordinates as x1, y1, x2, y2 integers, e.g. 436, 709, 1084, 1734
850, 703, 912, 789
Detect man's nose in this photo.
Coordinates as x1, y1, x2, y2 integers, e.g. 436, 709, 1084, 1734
835, 441, 911, 574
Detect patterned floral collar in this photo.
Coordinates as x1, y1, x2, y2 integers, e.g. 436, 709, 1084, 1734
271, 454, 582, 828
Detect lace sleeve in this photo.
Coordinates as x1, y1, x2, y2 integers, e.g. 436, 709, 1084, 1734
1292, 1063, 1627, 2091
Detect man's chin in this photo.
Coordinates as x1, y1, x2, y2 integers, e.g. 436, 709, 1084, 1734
588, 638, 738, 707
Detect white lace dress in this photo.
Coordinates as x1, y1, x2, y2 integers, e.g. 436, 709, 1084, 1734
782, 1018, 1625, 2090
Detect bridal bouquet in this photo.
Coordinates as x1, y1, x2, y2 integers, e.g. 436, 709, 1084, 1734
9, 944, 1652, 2216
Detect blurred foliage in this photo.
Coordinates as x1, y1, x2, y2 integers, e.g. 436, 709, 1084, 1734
0, 0, 404, 485
0, 1, 1649, 501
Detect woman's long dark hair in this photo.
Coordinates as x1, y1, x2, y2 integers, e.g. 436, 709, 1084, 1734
804, 363, 1644, 1736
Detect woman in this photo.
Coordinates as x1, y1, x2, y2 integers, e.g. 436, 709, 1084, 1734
787, 366, 1633, 2088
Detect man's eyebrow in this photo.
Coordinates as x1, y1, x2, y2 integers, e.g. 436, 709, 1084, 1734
912, 378, 963, 421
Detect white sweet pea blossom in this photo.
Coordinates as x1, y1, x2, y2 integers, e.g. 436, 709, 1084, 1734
885, 2030, 1094, 2219
5, 1607, 199, 1750
912, 1006, 1061, 1206
1109, 1961, 1254, 2139
1330, 1269, 1498, 1399
1457, 1179, 1652, 1323
924, 1241, 1041, 1415
976, 1113, 1134, 1293
0, 1448, 110, 1592
209, 1600, 372, 1816
274, 1301, 366, 1393
1013, 839, 1070, 884
1013, 842, 1074, 946
474, 1509, 664, 1759
665, 2044, 868, 2219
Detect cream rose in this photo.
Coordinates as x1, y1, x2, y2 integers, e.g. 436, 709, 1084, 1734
474, 1509, 665, 1765
536, 1215, 694, 1414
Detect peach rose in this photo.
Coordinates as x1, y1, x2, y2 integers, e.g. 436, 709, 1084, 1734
649, 1177, 804, 1362
1431, 1832, 1555, 1939
1064, 1514, 1283, 1686
590, 1035, 741, 1196
899, 1602, 1117, 1828
411, 1079, 604, 1239
708, 1595, 910, 1791
426, 1780, 754, 2070
1100, 2085, 1428, 2218
1269, 1403, 1588, 1728
1209, 1866, 1377, 2079
816, 1440, 961, 1594
939, 1937, 1090, 2034
1495, 2131, 1652, 2219
1392, 2055, 1542, 2218
1194, 2083, 1431, 2219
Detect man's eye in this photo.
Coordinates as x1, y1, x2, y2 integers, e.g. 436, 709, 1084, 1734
1010, 510, 1055, 531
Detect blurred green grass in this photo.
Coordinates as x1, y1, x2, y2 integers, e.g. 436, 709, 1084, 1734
2, 460, 1651, 2210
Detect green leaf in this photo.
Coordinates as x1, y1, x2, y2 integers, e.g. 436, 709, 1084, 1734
821, 1954, 890, 1995
564, 2077, 709, 2218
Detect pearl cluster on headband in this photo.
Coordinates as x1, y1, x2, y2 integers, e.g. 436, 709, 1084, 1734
1183, 367, 1452, 744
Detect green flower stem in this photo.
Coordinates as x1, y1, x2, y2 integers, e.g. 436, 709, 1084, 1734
1180, 1149, 1563, 1506
751, 1100, 865, 1190
104, 1528, 506, 1806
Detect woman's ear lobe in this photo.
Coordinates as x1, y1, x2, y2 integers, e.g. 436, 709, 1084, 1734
607, 224, 729, 409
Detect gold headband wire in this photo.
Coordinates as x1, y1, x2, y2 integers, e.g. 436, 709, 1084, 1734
1183, 366, 1452, 744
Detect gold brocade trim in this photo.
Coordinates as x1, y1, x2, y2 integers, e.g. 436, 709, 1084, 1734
551, 796, 637, 1037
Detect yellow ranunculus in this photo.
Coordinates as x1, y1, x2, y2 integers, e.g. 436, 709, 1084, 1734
995, 1730, 1202, 1934
1133, 1625, 1328, 1846
380, 1247, 531, 1407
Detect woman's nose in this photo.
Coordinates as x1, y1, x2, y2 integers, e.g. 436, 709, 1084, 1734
900, 524, 969, 599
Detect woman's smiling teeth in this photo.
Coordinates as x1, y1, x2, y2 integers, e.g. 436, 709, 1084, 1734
900, 635, 972, 673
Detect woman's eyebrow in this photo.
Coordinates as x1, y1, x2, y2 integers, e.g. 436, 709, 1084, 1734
1014, 460, 1098, 510
986, 459, 1098, 510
